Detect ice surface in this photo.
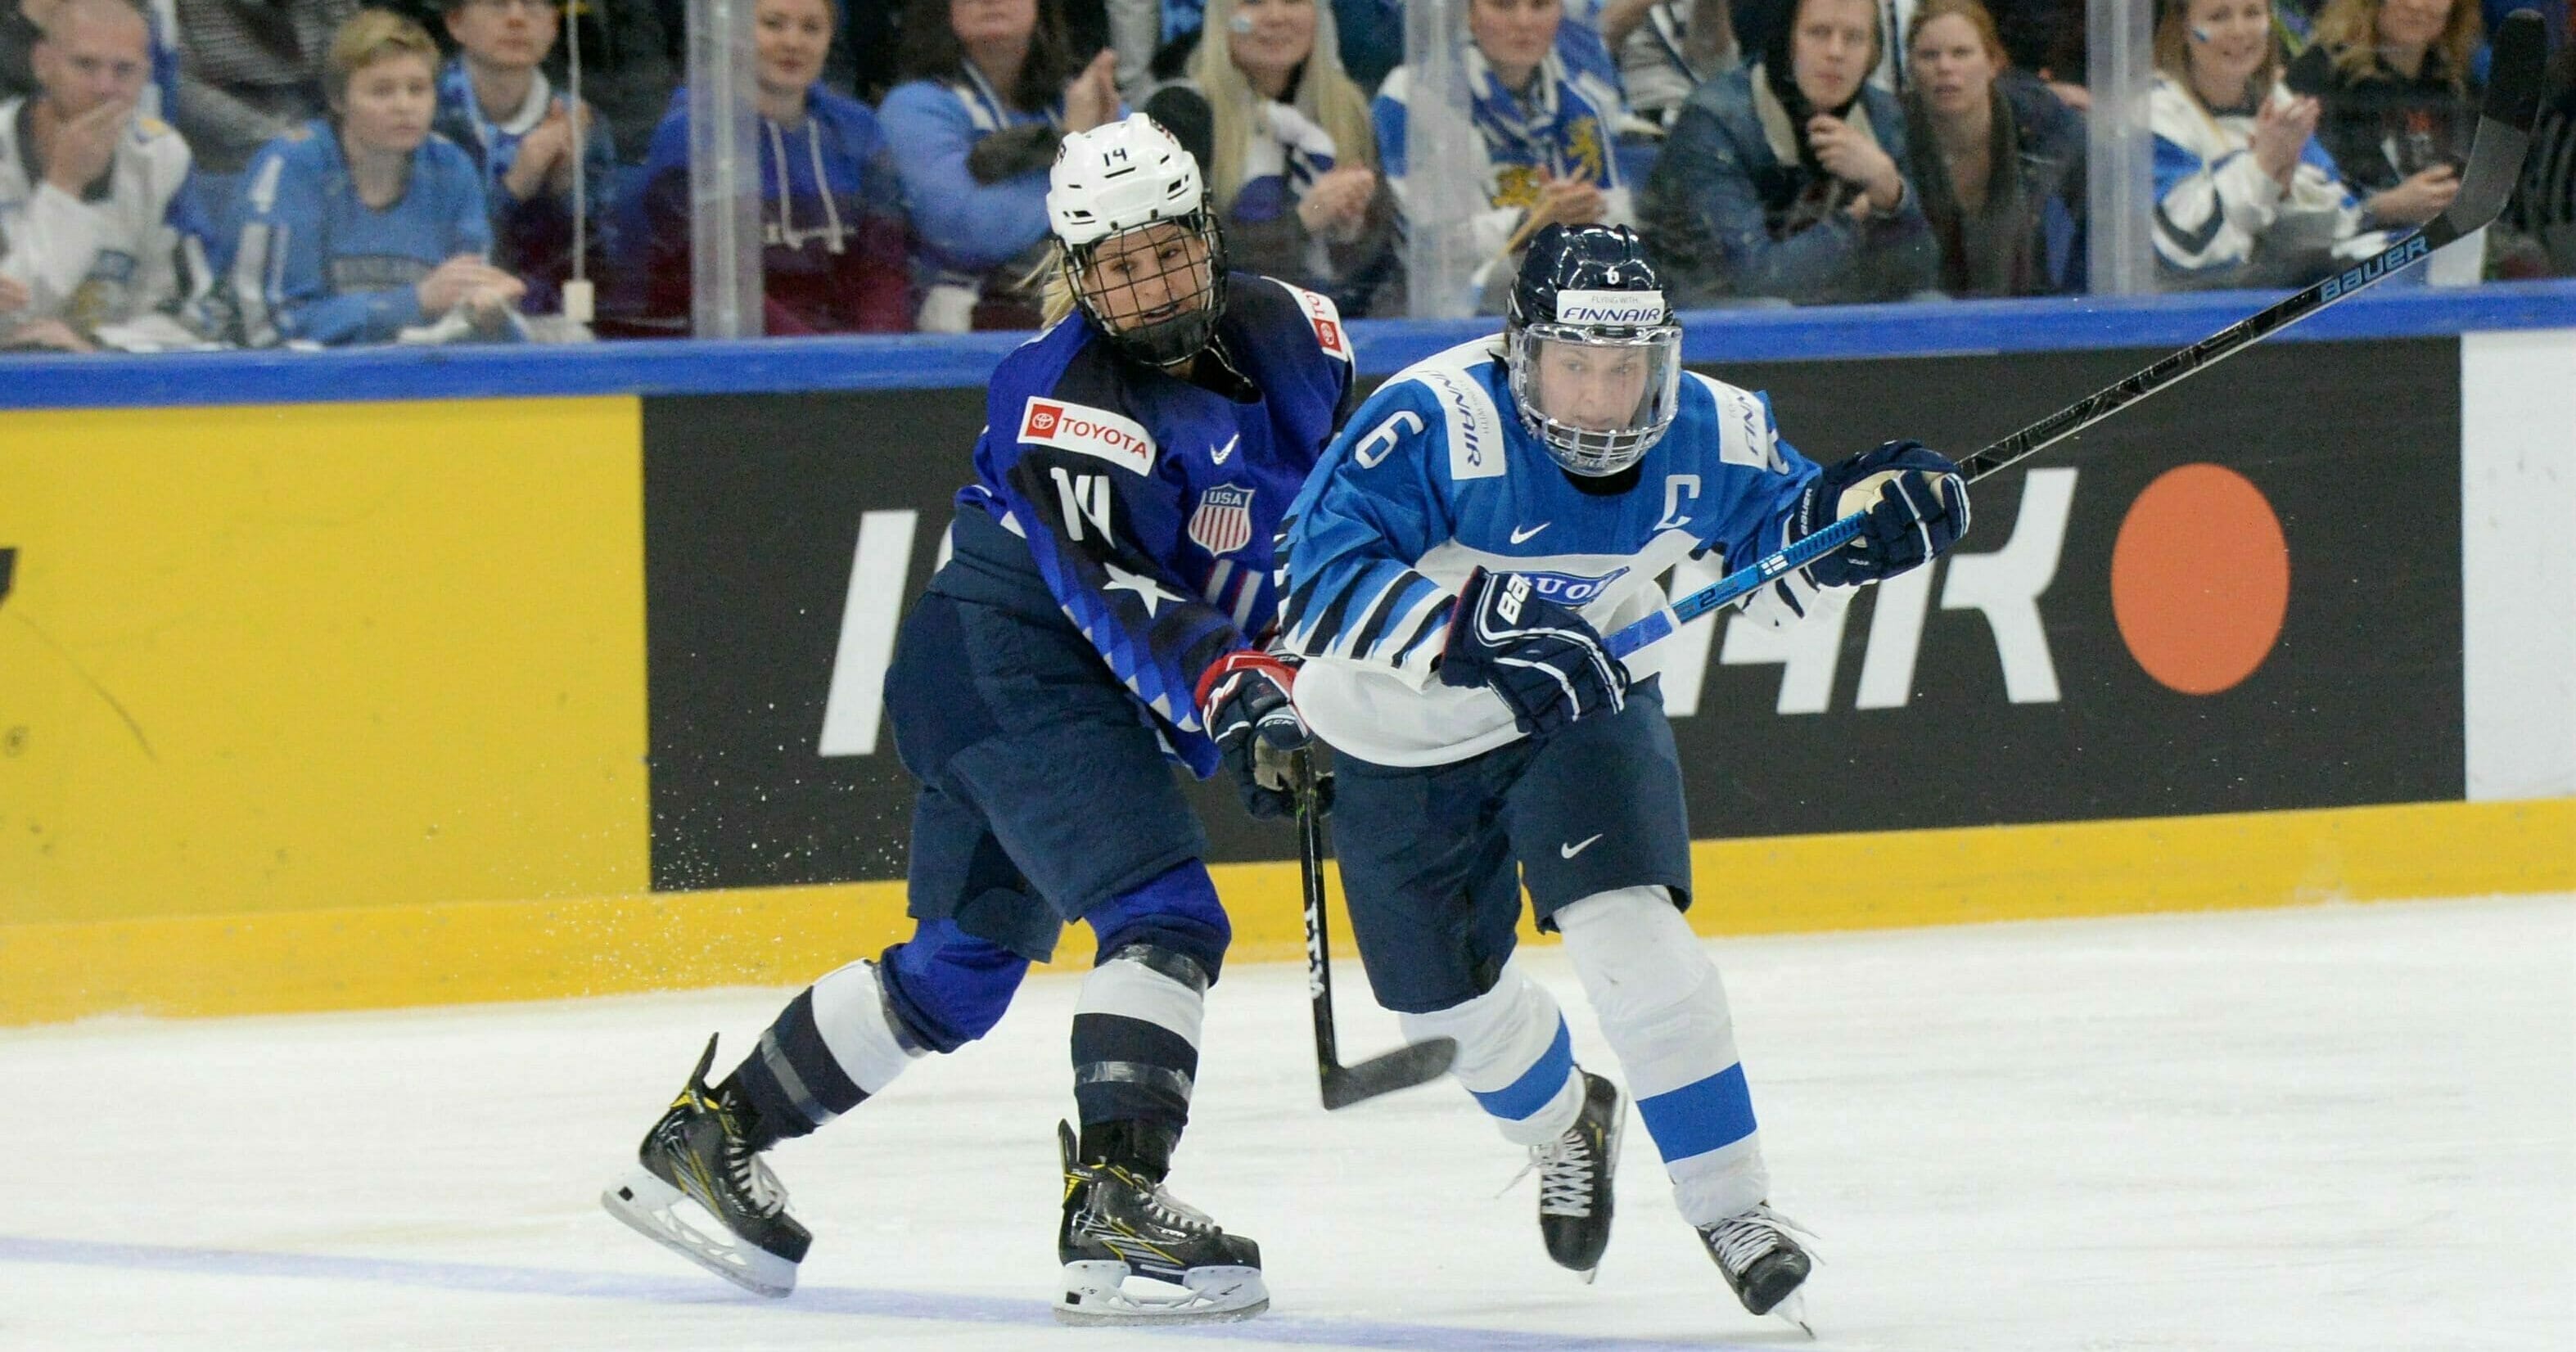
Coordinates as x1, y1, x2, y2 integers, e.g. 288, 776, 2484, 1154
3, 894, 2569, 1351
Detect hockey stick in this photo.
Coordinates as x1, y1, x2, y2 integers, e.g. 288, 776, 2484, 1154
1289, 750, 1459, 1110
1604, 10, 2549, 661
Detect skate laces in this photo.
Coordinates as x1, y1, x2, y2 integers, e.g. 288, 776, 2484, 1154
724, 1134, 787, 1216
1511, 1128, 1599, 1218
1702, 1205, 1816, 1273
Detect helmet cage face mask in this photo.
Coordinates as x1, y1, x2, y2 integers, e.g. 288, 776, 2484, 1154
1507, 321, 1683, 476
1061, 210, 1230, 368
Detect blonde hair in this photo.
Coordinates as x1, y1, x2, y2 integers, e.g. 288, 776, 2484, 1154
1185, 0, 1378, 214
325, 8, 440, 109
2155, 0, 2282, 105
2309, 0, 2481, 88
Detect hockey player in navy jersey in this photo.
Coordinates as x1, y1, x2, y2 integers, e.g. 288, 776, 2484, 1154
604, 114, 1355, 1325
1275, 223, 1969, 1323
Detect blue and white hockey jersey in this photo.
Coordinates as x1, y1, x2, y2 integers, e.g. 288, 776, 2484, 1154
947, 272, 1356, 777
1278, 338, 1823, 766
231, 121, 494, 347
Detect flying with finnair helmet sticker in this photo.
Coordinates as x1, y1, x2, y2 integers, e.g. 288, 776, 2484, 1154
1554, 288, 1667, 325
1277, 281, 1352, 364
1019, 397, 1157, 475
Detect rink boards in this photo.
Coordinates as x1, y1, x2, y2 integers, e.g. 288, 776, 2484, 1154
2, 303, 2570, 1023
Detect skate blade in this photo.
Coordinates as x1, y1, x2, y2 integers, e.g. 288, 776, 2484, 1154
1053, 1260, 1268, 1326
1770, 1290, 1815, 1338
601, 1169, 797, 1299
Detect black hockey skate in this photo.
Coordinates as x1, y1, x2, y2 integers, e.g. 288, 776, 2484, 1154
1527, 1069, 1623, 1281
1053, 1120, 1268, 1325
601, 1034, 812, 1298
1698, 1202, 1814, 1325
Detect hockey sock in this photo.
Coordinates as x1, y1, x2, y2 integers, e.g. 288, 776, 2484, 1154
1400, 962, 1585, 1146
721, 954, 936, 1151
1558, 886, 1771, 1224
1069, 942, 1209, 1147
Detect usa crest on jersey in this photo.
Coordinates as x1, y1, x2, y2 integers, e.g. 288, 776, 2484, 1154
1188, 484, 1256, 555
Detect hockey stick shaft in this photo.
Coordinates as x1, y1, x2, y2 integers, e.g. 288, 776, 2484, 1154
1293, 749, 1344, 1070
1604, 12, 2547, 661
1290, 750, 1459, 1110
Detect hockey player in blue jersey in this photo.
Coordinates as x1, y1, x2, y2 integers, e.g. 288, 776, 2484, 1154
604, 114, 1356, 1325
1275, 223, 1970, 1323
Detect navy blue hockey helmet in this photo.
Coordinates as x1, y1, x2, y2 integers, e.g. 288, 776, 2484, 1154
1505, 223, 1683, 477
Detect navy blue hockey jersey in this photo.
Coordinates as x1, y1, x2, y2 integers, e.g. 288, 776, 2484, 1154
953, 272, 1356, 776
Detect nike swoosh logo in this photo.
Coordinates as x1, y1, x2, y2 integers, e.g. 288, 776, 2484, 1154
1560, 834, 1603, 859
1509, 522, 1550, 544
1210, 434, 1240, 466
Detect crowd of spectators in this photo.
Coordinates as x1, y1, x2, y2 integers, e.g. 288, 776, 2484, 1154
0, 0, 2568, 351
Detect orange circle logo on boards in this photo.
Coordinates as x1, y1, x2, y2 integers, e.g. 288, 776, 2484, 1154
2109, 464, 2291, 696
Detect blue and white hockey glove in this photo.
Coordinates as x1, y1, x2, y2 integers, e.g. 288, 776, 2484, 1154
1196, 649, 1312, 819
1795, 440, 1972, 588
1437, 568, 1629, 737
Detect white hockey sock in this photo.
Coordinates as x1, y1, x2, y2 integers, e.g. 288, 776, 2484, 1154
810, 958, 928, 1097
1400, 962, 1585, 1147
1558, 886, 1771, 1224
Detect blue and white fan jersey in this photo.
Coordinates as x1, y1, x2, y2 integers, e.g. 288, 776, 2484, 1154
1278, 338, 1826, 766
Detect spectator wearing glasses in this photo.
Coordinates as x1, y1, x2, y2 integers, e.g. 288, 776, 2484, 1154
880, 0, 1121, 331
2286, 0, 2480, 205
1640, 0, 1937, 304
431, 0, 613, 315
1900, 0, 2085, 295
614, 0, 912, 334
232, 9, 524, 345
0, 0, 212, 350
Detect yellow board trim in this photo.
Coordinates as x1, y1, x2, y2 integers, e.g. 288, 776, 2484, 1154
2, 797, 2568, 1025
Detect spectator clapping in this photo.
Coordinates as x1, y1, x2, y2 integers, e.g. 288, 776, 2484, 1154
432, 0, 615, 315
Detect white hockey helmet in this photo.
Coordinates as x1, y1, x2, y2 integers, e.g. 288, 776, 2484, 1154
1046, 114, 1229, 367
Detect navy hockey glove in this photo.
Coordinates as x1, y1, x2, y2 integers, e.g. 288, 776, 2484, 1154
1794, 440, 1972, 588
1437, 568, 1630, 737
1196, 649, 1312, 820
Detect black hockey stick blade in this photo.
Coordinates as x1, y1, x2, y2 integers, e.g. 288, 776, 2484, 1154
2426, 10, 2547, 251
1320, 1035, 1460, 1111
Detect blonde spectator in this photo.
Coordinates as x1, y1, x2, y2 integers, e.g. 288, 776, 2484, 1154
2285, 0, 2480, 199
2151, 0, 2462, 286
0, 0, 211, 351
1372, 0, 1635, 285
232, 9, 522, 345
1144, 0, 1396, 313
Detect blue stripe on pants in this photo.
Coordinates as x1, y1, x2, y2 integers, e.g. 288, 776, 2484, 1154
1636, 1063, 1757, 1161
1470, 1018, 1574, 1122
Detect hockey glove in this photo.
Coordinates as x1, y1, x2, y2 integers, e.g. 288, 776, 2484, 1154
1794, 440, 1972, 588
1437, 568, 1630, 737
1196, 649, 1312, 820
